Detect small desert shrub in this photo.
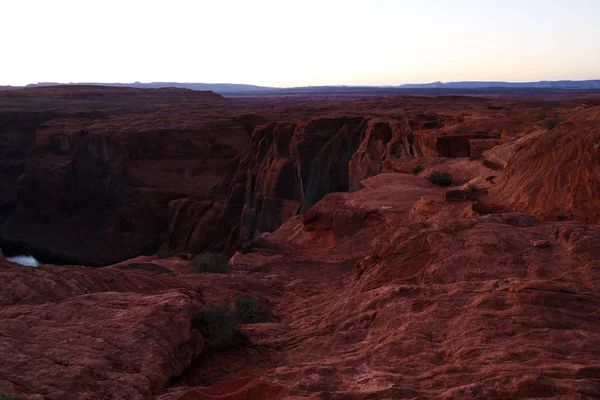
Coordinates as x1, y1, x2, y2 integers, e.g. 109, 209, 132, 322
466, 184, 479, 192
412, 165, 424, 175
234, 296, 273, 324
195, 304, 248, 349
237, 240, 253, 255
0, 394, 22, 400
251, 235, 270, 249
192, 252, 230, 274
237, 236, 272, 254
427, 171, 453, 187
482, 159, 502, 171
543, 117, 561, 130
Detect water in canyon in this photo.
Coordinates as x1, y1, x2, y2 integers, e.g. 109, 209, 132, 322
6, 255, 41, 266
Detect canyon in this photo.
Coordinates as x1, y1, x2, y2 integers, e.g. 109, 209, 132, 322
1, 86, 600, 399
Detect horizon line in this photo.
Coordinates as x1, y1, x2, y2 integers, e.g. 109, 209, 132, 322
1, 78, 599, 89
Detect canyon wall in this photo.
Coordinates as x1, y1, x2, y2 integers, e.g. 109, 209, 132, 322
0, 87, 579, 264
0, 88, 251, 265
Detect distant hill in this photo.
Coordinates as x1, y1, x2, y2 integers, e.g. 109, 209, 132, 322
398, 80, 600, 89
20, 79, 600, 95
26, 82, 276, 93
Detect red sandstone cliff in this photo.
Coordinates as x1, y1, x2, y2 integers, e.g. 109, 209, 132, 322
0, 87, 250, 264
1, 88, 577, 262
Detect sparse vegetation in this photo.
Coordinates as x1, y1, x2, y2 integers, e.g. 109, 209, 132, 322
192, 297, 273, 350
427, 171, 453, 187
482, 159, 502, 170
237, 240, 253, 254
412, 165, 424, 175
234, 296, 273, 323
466, 184, 479, 192
192, 252, 230, 274
543, 116, 561, 130
0, 393, 22, 400
194, 304, 248, 349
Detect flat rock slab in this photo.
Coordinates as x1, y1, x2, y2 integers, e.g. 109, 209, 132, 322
0, 290, 203, 400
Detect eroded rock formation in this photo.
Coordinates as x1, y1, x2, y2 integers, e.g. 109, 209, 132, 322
0, 87, 249, 264
0, 87, 580, 261
1, 87, 600, 399
490, 106, 600, 223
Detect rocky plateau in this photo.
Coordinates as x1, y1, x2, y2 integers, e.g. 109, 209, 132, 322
1, 86, 600, 399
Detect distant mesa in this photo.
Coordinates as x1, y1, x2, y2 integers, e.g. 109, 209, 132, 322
399, 80, 600, 89
20, 79, 600, 95
25, 81, 277, 94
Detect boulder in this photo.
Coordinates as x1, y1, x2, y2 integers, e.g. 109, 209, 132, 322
0, 261, 204, 399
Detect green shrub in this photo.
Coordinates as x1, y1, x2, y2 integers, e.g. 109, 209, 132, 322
237, 240, 252, 255
0, 393, 22, 400
412, 165, 424, 175
192, 252, 230, 274
466, 184, 479, 192
234, 296, 273, 323
194, 304, 248, 349
427, 171, 453, 187
482, 159, 502, 170
543, 117, 561, 130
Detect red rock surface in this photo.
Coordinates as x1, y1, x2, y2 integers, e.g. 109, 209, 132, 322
206, 172, 600, 399
2, 88, 588, 262
169, 108, 600, 398
1, 87, 600, 399
0, 260, 203, 399
490, 106, 600, 224
217, 96, 585, 247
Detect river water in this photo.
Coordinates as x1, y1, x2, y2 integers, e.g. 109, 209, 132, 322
6, 255, 41, 266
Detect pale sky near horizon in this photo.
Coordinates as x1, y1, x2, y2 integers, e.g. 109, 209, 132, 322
1, 0, 599, 87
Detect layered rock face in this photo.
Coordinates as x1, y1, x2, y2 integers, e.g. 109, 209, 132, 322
224, 117, 366, 244
216, 97, 563, 246
223, 128, 600, 398
0, 87, 250, 265
0, 110, 58, 214
0, 252, 291, 400
0, 87, 575, 261
262, 216, 600, 398
0, 260, 204, 399
490, 106, 600, 223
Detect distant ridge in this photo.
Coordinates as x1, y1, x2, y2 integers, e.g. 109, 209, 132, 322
26, 82, 275, 93
19, 79, 600, 95
398, 80, 600, 89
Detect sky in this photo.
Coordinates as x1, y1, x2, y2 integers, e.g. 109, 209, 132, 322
1, 0, 599, 87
